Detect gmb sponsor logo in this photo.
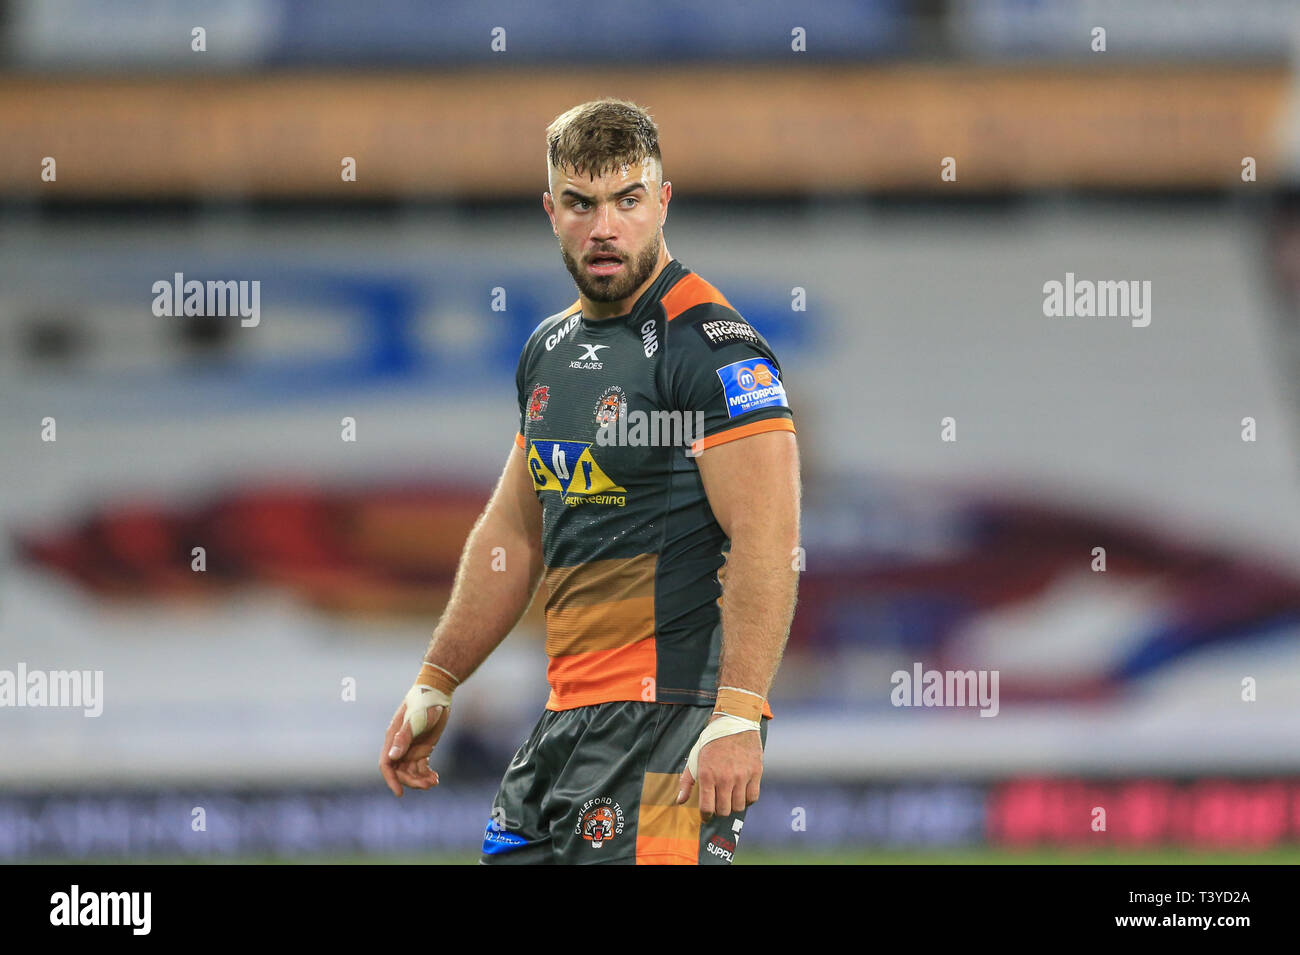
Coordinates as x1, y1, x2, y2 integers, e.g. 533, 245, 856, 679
640, 318, 658, 357
545, 313, 581, 350
576, 796, 625, 849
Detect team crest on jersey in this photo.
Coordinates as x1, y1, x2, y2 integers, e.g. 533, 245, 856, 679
576, 797, 625, 849
594, 385, 627, 428
526, 438, 627, 506
527, 385, 550, 421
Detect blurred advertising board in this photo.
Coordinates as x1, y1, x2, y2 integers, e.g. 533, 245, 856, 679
0, 67, 1286, 198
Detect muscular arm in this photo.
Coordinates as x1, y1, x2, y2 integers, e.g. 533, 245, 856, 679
381, 440, 545, 797
697, 428, 801, 697
423, 441, 546, 680
677, 428, 799, 818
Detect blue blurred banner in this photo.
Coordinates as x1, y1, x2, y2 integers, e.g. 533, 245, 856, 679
951, 0, 1296, 59
7, 0, 909, 68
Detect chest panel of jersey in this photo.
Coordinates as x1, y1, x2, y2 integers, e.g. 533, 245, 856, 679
516, 261, 790, 714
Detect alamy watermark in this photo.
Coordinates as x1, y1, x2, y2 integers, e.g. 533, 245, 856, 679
592, 384, 706, 455
0, 663, 103, 717
890, 662, 999, 717
595, 409, 706, 452
50, 885, 150, 935
151, 272, 260, 327
1042, 272, 1151, 327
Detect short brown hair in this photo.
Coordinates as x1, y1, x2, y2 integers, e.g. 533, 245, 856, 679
545, 98, 663, 184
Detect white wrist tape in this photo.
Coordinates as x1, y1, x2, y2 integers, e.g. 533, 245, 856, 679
686, 713, 761, 780
401, 683, 453, 737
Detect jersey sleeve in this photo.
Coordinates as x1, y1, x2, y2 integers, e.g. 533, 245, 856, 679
512, 314, 553, 446
506, 337, 527, 449
665, 305, 796, 456
514, 341, 528, 449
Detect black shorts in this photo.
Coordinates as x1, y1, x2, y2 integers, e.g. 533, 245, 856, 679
480, 700, 769, 865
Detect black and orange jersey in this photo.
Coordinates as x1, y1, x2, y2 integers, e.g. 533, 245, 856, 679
514, 258, 794, 714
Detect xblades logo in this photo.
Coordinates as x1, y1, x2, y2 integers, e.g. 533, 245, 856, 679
570, 343, 609, 369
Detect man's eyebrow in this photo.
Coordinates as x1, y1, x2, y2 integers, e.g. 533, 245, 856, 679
559, 183, 648, 202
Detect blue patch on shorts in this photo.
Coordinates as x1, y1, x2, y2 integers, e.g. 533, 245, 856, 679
482, 821, 528, 854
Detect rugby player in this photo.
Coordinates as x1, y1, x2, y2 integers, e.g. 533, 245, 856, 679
380, 98, 800, 865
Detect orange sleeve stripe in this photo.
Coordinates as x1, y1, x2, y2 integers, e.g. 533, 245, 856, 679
661, 273, 733, 322
515, 431, 526, 449
690, 416, 795, 455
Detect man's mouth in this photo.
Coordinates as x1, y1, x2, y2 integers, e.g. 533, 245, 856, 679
587, 254, 623, 276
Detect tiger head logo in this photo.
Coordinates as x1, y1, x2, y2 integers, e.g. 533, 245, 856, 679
594, 385, 627, 429
595, 394, 622, 428
576, 797, 625, 849
582, 806, 616, 848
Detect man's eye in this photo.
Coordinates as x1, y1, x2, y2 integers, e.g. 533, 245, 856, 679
573, 200, 590, 210
620, 197, 638, 207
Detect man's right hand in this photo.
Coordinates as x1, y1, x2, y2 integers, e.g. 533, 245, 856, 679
380, 685, 453, 797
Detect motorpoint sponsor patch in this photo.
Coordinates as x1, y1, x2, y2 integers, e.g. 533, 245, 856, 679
714, 358, 789, 418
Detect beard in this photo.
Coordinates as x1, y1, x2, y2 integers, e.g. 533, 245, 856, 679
559, 227, 662, 306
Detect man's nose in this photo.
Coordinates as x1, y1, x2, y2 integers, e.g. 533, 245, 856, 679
591, 201, 616, 238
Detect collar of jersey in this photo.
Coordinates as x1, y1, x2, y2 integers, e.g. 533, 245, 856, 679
578, 258, 688, 333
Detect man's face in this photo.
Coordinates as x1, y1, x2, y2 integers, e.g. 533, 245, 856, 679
545, 157, 669, 306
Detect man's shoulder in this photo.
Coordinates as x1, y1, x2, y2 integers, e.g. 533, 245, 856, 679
660, 267, 740, 327
660, 274, 772, 360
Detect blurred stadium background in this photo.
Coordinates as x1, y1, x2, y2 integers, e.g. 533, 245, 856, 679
3, 0, 1300, 864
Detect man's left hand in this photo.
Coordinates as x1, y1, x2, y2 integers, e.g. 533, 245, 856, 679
676, 717, 763, 819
